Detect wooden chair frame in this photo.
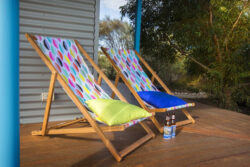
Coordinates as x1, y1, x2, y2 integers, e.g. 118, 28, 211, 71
101, 47, 196, 133
26, 33, 155, 162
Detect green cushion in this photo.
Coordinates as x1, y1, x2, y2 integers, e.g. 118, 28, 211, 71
86, 99, 151, 126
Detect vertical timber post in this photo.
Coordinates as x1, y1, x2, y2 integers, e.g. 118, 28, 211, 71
0, 0, 20, 166
134, 0, 142, 53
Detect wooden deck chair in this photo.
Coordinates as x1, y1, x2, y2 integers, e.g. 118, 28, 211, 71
25, 33, 155, 162
101, 48, 196, 133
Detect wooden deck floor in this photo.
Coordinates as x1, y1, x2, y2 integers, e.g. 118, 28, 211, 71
20, 102, 250, 167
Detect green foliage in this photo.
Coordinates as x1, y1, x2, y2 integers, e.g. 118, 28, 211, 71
99, 17, 134, 79
121, 0, 250, 111
99, 17, 134, 49
98, 51, 116, 80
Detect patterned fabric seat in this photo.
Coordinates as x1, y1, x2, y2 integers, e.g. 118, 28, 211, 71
106, 48, 194, 111
35, 36, 150, 127
107, 49, 158, 92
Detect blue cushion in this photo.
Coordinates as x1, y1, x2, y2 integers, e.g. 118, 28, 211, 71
137, 91, 187, 108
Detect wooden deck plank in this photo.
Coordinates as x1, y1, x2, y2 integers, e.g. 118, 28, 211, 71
20, 102, 250, 167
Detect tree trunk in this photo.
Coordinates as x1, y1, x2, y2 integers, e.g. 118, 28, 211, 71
209, 5, 222, 63
223, 87, 237, 110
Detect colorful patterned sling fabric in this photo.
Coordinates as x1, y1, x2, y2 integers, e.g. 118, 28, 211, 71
35, 35, 150, 126
36, 35, 110, 105
107, 49, 158, 92
106, 48, 194, 111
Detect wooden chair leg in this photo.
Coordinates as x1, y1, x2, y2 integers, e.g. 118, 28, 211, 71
150, 116, 164, 133
90, 125, 122, 162
93, 121, 155, 162
175, 109, 195, 127
139, 121, 155, 138
97, 75, 102, 85
48, 118, 87, 129
32, 125, 125, 135
148, 109, 195, 133
176, 119, 193, 127
182, 108, 195, 124
118, 121, 155, 159
41, 72, 57, 136
119, 133, 153, 159
111, 74, 120, 99
74, 110, 122, 162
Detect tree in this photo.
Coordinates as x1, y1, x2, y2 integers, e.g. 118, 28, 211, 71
99, 17, 133, 49
121, 0, 250, 110
98, 17, 134, 79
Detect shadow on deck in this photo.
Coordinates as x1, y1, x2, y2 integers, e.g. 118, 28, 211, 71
20, 102, 250, 167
